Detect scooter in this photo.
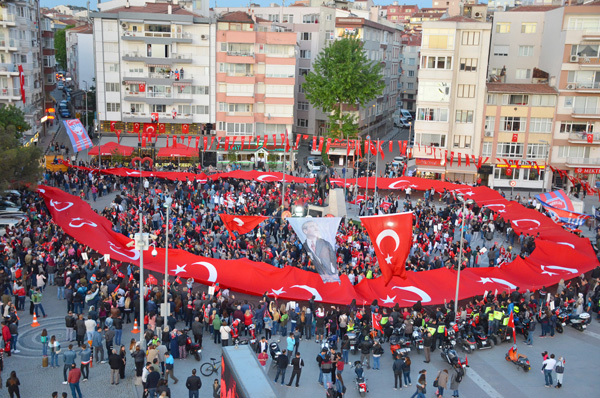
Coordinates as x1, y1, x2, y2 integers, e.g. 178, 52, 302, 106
472, 327, 494, 350
556, 305, 590, 332
457, 322, 477, 353
347, 331, 359, 355
269, 341, 282, 365
440, 342, 463, 366
505, 345, 530, 372
354, 361, 368, 397
389, 328, 412, 356
411, 327, 425, 353
183, 330, 202, 361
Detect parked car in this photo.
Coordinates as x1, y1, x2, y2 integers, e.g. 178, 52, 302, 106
0, 200, 20, 212
57, 82, 64, 89
307, 159, 323, 172
60, 109, 71, 118
399, 117, 411, 128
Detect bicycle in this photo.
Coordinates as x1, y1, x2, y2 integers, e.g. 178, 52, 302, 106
200, 357, 221, 376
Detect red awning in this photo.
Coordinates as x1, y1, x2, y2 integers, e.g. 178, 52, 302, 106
88, 142, 135, 156
156, 142, 198, 158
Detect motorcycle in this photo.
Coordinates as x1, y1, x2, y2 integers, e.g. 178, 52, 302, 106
269, 341, 282, 366
472, 327, 494, 350
347, 331, 359, 355
556, 305, 590, 332
457, 322, 477, 353
354, 361, 368, 397
505, 345, 530, 372
494, 322, 515, 345
389, 327, 411, 356
411, 327, 425, 353
440, 342, 464, 366
514, 318, 531, 339
182, 329, 202, 361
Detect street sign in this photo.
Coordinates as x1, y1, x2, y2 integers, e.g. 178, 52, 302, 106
509, 180, 517, 187
76, 112, 81, 119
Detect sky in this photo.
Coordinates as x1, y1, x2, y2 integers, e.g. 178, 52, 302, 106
40, 0, 432, 12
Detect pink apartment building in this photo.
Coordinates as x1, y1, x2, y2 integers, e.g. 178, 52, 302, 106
216, 12, 297, 168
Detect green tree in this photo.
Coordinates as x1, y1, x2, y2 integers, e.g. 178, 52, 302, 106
54, 25, 75, 70
0, 105, 31, 137
303, 34, 385, 139
0, 124, 42, 190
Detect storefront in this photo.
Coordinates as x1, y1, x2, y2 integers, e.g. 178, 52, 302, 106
217, 142, 296, 170
415, 158, 445, 180
310, 139, 356, 167
490, 161, 547, 190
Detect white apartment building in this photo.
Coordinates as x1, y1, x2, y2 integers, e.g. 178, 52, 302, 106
66, 24, 94, 91
92, 0, 215, 141
399, 34, 421, 113
412, 15, 492, 182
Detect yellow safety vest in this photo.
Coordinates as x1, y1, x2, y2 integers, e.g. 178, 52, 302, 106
503, 317, 509, 326
437, 325, 445, 334
427, 327, 436, 335
484, 307, 491, 314
347, 324, 355, 332
488, 312, 494, 321
494, 310, 503, 321
366, 270, 373, 279
381, 316, 389, 325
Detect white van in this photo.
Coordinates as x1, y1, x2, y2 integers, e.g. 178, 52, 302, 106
400, 109, 413, 121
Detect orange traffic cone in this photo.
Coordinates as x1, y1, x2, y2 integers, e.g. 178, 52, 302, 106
31, 313, 40, 327
131, 319, 140, 334
88, 340, 93, 368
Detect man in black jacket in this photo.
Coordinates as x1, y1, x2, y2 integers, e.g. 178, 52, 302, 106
287, 351, 304, 387
359, 337, 373, 369
185, 368, 202, 398
392, 354, 405, 390
145, 366, 161, 398
108, 349, 121, 385
274, 349, 289, 385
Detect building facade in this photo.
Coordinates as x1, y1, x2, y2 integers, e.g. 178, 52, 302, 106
214, 11, 297, 167
412, 16, 492, 182
481, 83, 557, 190
381, 2, 419, 25
399, 33, 421, 113
66, 24, 94, 91
92, 1, 216, 143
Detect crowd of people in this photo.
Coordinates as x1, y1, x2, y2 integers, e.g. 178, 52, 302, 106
0, 163, 594, 397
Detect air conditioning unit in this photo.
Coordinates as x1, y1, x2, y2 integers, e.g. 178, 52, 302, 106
484, 131, 493, 137
566, 83, 576, 90
200, 34, 208, 40
210, 129, 216, 135
570, 55, 579, 62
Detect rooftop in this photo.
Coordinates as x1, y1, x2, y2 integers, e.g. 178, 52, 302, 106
104, 2, 199, 16
486, 83, 558, 95
218, 11, 254, 23
68, 24, 93, 34
508, 5, 561, 12
441, 15, 479, 22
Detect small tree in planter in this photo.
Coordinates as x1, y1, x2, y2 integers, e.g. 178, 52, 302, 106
267, 153, 279, 171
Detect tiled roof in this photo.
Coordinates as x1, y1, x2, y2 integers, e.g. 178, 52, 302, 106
106, 3, 198, 16
486, 83, 558, 94
218, 11, 254, 23
68, 24, 93, 34
441, 15, 479, 23
509, 5, 561, 12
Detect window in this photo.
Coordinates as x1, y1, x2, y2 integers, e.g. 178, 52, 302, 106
571, 44, 600, 58
496, 142, 524, 158
193, 105, 209, 114
527, 143, 548, 159
265, 65, 295, 78
218, 103, 252, 113
151, 104, 166, 112
482, 142, 492, 157
106, 103, 120, 112
522, 169, 545, 181
426, 32, 450, 49
453, 135, 472, 149
493, 45, 509, 57
300, 32, 312, 41
500, 116, 526, 132
220, 122, 253, 135
521, 23, 537, 34
105, 83, 119, 92
516, 69, 532, 80
485, 116, 495, 136
417, 107, 449, 122
107, 63, 119, 72
457, 84, 476, 98
408, 70, 415, 77
503, 94, 529, 105
282, 14, 294, 23
421, 55, 452, 70
495, 167, 520, 180
103, 43, 118, 52
266, 84, 294, 96
130, 103, 144, 113
300, 50, 311, 59
417, 133, 446, 147
302, 14, 318, 23
531, 95, 556, 107
557, 145, 590, 158
178, 105, 192, 114
572, 96, 598, 114
496, 23, 511, 33
455, 110, 474, 123
325, 30, 334, 41
297, 101, 309, 111
459, 58, 477, 72
529, 118, 552, 133
268, 14, 280, 22
559, 122, 593, 133
192, 86, 210, 95
461, 31, 480, 45
519, 45, 534, 57
567, 70, 600, 89
297, 118, 308, 128
407, 82, 414, 89
299, 68, 310, 76
567, 17, 600, 31
487, 94, 497, 105
219, 63, 253, 76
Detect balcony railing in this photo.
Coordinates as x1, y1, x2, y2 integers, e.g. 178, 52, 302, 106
0, 14, 16, 22
566, 157, 600, 165
125, 72, 193, 80
0, 39, 17, 48
124, 91, 191, 99
571, 82, 600, 90
122, 111, 193, 119
0, 63, 17, 73
573, 106, 600, 115
123, 52, 193, 60
568, 132, 600, 142
123, 31, 192, 39
0, 87, 20, 97
226, 51, 255, 57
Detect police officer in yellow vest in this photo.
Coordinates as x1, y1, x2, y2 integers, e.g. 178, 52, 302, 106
436, 323, 446, 348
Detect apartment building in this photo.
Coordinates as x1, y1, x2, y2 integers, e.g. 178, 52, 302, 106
92, 0, 215, 142
408, 10, 445, 31
215, 11, 297, 166
66, 24, 94, 91
488, 6, 560, 83
541, 1, 600, 190
412, 16, 492, 182
41, 15, 56, 113
399, 33, 421, 113
380, 2, 419, 25
481, 83, 557, 190
0, 0, 46, 137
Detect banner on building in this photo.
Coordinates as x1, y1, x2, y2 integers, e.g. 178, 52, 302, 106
63, 119, 93, 152
287, 217, 342, 283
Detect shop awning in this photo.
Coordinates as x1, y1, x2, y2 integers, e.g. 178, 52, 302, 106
88, 141, 135, 156
173, 82, 191, 86
123, 80, 145, 85
157, 142, 198, 158
147, 64, 170, 67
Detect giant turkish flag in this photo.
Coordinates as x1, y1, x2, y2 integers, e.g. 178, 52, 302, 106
360, 212, 413, 284
219, 214, 268, 240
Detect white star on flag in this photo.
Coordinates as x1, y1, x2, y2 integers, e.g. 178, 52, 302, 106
173, 264, 187, 274
380, 295, 396, 304
270, 287, 286, 296
385, 254, 393, 264
478, 277, 492, 284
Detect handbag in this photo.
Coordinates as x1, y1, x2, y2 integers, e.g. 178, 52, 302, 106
433, 377, 439, 387
555, 365, 564, 374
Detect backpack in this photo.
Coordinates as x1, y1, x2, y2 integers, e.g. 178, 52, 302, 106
455, 367, 464, 383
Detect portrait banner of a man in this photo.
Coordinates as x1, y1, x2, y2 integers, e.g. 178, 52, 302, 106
287, 217, 342, 283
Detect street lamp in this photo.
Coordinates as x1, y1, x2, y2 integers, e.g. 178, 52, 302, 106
365, 135, 371, 203
454, 194, 474, 316
163, 195, 173, 317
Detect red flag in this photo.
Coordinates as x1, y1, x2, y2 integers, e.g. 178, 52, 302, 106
512, 133, 518, 143
360, 212, 413, 284
351, 194, 366, 204
477, 156, 483, 169
377, 140, 384, 159
188, 136, 192, 147
117, 271, 125, 278
241, 136, 246, 150
133, 122, 140, 133
389, 141, 393, 152
400, 141, 407, 156
173, 136, 177, 146
175, 276, 182, 285
312, 136, 317, 152
210, 136, 215, 150
318, 137, 325, 152
449, 151, 454, 166
141, 134, 147, 147
326, 138, 331, 154
182, 124, 189, 134
587, 133, 594, 143
465, 154, 470, 167
347, 139, 354, 156
144, 123, 157, 137
295, 135, 301, 150
146, 274, 158, 285
203, 136, 208, 150
158, 123, 165, 134
18, 65, 25, 103
458, 152, 462, 167
372, 312, 383, 331
110, 121, 116, 132
356, 140, 362, 157
272, 134, 277, 146
225, 137, 230, 151
195, 136, 200, 149
507, 311, 516, 343
370, 141, 377, 156
116, 130, 122, 142
129, 273, 134, 282
219, 214, 269, 240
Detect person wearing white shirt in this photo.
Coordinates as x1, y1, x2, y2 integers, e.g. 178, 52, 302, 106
542, 353, 557, 387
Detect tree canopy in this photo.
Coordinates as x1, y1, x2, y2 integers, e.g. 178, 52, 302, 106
55, 25, 75, 70
303, 34, 385, 139
0, 107, 42, 190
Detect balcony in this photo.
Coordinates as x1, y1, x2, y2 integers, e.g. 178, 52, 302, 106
566, 157, 600, 167
123, 91, 192, 105
568, 132, 600, 144
572, 107, 600, 118
0, 39, 18, 51
122, 30, 193, 44
121, 112, 193, 124
123, 72, 193, 86
0, 13, 16, 26
0, 63, 18, 76
122, 52, 193, 64
582, 30, 600, 40
0, 87, 21, 101
567, 81, 600, 92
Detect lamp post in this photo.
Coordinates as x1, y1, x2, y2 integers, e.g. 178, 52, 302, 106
365, 135, 371, 203
163, 195, 173, 317
454, 194, 473, 316
134, 160, 149, 346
